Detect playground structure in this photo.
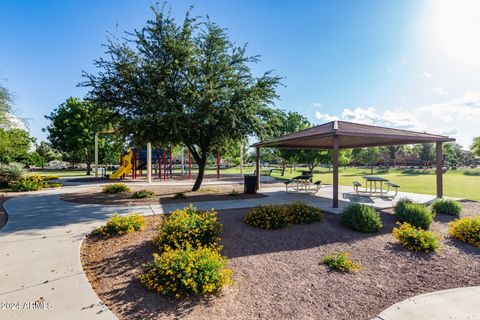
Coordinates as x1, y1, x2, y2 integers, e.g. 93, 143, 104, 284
99, 143, 228, 181
94, 130, 244, 183
109, 146, 184, 180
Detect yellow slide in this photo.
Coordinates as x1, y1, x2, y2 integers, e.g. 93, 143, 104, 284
109, 149, 133, 179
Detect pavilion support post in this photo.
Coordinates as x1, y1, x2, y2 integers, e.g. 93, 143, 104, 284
94, 133, 99, 178
147, 143, 152, 184
239, 144, 244, 177
255, 147, 260, 190
332, 136, 339, 208
436, 141, 443, 198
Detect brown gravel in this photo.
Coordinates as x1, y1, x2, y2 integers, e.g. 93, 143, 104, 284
61, 184, 273, 205
81, 201, 480, 320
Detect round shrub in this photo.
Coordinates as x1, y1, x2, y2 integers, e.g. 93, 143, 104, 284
284, 201, 322, 224
340, 204, 383, 233
394, 198, 433, 229
132, 189, 155, 199
154, 205, 221, 250
320, 251, 360, 273
431, 198, 462, 216
102, 183, 130, 193
392, 222, 441, 252
139, 246, 233, 298
0, 162, 26, 187
95, 213, 145, 236
243, 205, 287, 230
449, 216, 480, 247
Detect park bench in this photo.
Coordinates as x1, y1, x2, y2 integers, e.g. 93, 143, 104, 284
284, 179, 321, 193
385, 182, 400, 197
352, 181, 362, 195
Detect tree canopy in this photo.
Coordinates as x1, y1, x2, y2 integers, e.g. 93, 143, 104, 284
44, 97, 119, 175
0, 128, 36, 164
82, 6, 281, 190
471, 136, 480, 157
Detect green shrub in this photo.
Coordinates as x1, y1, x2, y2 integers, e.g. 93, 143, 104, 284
431, 198, 462, 216
8, 179, 42, 192
173, 191, 187, 199
95, 213, 145, 236
0, 162, 26, 187
154, 205, 221, 250
393, 197, 414, 216
394, 198, 433, 229
139, 245, 233, 298
102, 183, 130, 193
284, 201, 322, 224
392, 222, 441, 252
449, 216, 480, 247
132, 189, 155, 199
320, 251, 360, 272
340, 204, 382, 233
243, 205, 287, 230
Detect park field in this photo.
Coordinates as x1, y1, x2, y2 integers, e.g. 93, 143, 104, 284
218, 166, 480, 201
31, 166, 480, 201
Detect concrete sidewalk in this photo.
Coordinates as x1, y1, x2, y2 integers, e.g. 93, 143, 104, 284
374, 286, 480, 320
0, 188, 154, 320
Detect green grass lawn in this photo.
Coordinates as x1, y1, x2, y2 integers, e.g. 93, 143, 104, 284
263, 166, 480, 201
215, 166, 480, 201
29, 169, 89, 177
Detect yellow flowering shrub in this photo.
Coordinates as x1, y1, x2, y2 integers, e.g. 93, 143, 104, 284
392, 222, 441, 252
102, 183, 130, 193
449, 216, 480, 247
154, 205, 221, 250
243, 205, 287, 230
95, 213, 145, 236
320, 251, 360, 272
139, 245, 233, 298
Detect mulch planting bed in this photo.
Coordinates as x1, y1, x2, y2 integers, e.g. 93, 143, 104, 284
81, 201, 480, 320
60, 184, 274, 205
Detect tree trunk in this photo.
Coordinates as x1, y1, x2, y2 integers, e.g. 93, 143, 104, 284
370, 166, 374, 174
86, 161, 91, 176
192, 158, 206, 191
281, 163, 286, 176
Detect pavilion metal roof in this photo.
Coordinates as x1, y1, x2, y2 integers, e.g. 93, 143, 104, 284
251, 121, 455, 149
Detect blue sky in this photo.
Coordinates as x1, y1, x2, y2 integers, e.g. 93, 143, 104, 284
1, 0, 480, 148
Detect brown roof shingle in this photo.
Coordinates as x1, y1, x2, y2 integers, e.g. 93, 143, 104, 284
251, 121, 455, 149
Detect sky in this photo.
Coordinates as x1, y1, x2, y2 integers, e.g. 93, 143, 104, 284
1, 0, 480, 148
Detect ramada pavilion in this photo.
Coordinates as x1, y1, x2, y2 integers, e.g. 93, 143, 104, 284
251, 120, 455, 209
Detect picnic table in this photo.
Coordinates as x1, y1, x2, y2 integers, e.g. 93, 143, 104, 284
292, 174, 312, 191
363, 175, 389, 196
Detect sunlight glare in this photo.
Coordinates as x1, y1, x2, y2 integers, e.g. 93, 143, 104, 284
433, 0, 480, 67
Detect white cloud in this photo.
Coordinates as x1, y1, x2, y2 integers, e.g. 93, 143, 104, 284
433, 87, 448, 96
417, 71, 432, 79
386, 65, 394, 75
312, 102, 322, 107
314, 111, 338, 122
312, 91, 480, 148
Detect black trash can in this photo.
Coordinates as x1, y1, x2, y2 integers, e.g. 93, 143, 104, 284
244, 175, 257, 194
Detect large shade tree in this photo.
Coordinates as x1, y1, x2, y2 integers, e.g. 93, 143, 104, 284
269, 111, 311, 175
82, 6, 281, 190
471, 136, 480, 157
45, 97, 119, 175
